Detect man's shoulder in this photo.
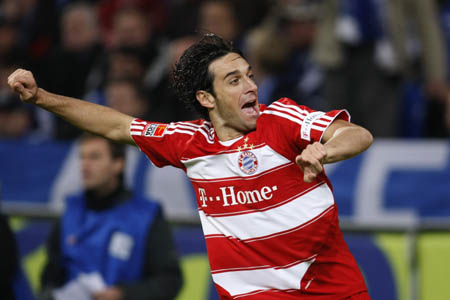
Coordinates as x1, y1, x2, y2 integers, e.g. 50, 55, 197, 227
131, 118, 208, 137
264, 97, 309, 111
258, 97, 310, 126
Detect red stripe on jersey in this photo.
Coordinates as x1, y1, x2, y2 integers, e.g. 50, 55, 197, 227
206, 206, 335, 273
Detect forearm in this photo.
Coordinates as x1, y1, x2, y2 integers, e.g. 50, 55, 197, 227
35, 88, 135, 144
323, 124, 373, 164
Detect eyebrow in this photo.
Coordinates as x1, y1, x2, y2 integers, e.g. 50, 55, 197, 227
223, 66, 252, 80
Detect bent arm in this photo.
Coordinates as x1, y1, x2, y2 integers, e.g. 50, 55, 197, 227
296, 119, 373, 182
321, 119, 373, 164
34, 89, 135, 144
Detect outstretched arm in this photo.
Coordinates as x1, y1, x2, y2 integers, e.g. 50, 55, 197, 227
296, 119, 373, 182
7, 69, 135, 145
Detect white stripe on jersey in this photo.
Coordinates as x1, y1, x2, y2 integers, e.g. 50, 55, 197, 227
270, 102, 334, 127
181, 145, 291, 180
262, 109, 327, 132
271, 101, 309, 117
130, 125, 145, 130
270, 102, 307, 120
165, 123, 196, 136
174, 121, 203, 129
130, 119, 147, 135
271, 101, 334, 122
168, 121, 214, 143
167, 123, 197, 132
262, 109, 302, 125
212, 255, 316, 297
200, 183, 334, 240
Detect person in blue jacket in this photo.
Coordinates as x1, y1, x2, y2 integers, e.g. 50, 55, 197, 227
39, 133, 183, 300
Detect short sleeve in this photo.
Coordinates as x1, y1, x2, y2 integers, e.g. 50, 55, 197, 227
299, 107, 350, 143
130, 119, 199, 169
259, 98, 350, 156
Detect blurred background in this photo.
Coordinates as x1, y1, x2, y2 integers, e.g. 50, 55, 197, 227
0, 0, 449, 299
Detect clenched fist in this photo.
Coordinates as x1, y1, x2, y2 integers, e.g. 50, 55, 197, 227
295, 142, 327, 183
7, 68, 39, 103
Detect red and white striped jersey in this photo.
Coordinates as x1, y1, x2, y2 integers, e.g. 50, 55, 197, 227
130, 98, 368, 299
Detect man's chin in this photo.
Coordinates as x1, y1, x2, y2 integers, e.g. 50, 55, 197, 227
243, 119, 258, 132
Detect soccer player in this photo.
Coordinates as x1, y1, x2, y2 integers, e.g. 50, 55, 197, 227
8, 34, 373, 300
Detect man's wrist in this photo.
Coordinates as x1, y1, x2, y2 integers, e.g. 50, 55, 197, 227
34, 88, 46, 105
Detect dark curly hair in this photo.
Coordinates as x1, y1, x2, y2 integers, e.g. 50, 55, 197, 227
173, 34, 243, 120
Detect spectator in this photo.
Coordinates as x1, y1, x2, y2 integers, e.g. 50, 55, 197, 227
96, 0, 168, 46
146, 35, 200, 122
86, 6, 168, 106
0, 0, 58, 69
312, 0, 448, 137
39, 134, 183, 300
39, 1, 104, 140
0, 95, 32, 138
0, 62, 33, 138
198, 0, 240, 42
245, 0, 324, 108
104, 78, 149, 119
0, 17, 24, 65
84, 46, 150, 111
40, 1, 103, 97
109, 7, 152, 49
165, 0, 270, 40
107, 6, 163, 68
435, 0, 450, 137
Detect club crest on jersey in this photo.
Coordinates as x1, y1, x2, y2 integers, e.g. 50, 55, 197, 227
143, 123, 167, 137
238, 150, 258, 175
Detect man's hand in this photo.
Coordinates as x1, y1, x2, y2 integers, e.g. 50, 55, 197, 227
7, 68, 39, 103
295, 142, 327, 183
93, 287, 123, 300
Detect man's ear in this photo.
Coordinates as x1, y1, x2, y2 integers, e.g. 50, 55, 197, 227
196, 90, 215, 109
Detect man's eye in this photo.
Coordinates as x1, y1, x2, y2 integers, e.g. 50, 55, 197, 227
230, 78, 239, 84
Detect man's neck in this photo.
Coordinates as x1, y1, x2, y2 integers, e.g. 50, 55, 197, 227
85, 184, 129, 211
210, 117, 249, 142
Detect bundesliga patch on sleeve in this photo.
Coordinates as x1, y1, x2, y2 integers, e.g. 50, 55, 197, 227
143, 123, 167, 137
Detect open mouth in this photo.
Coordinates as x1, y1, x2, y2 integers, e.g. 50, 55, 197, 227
242, 100, 256, 109
241, 99, 259, 116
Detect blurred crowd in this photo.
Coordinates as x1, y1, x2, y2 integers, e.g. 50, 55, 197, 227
1, 0, 450, 140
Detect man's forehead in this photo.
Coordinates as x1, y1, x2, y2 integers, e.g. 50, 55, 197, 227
209, 53, 249, 76
80, 138, 108, 150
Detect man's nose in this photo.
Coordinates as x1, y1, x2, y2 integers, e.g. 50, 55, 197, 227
244, 76, 257, 93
